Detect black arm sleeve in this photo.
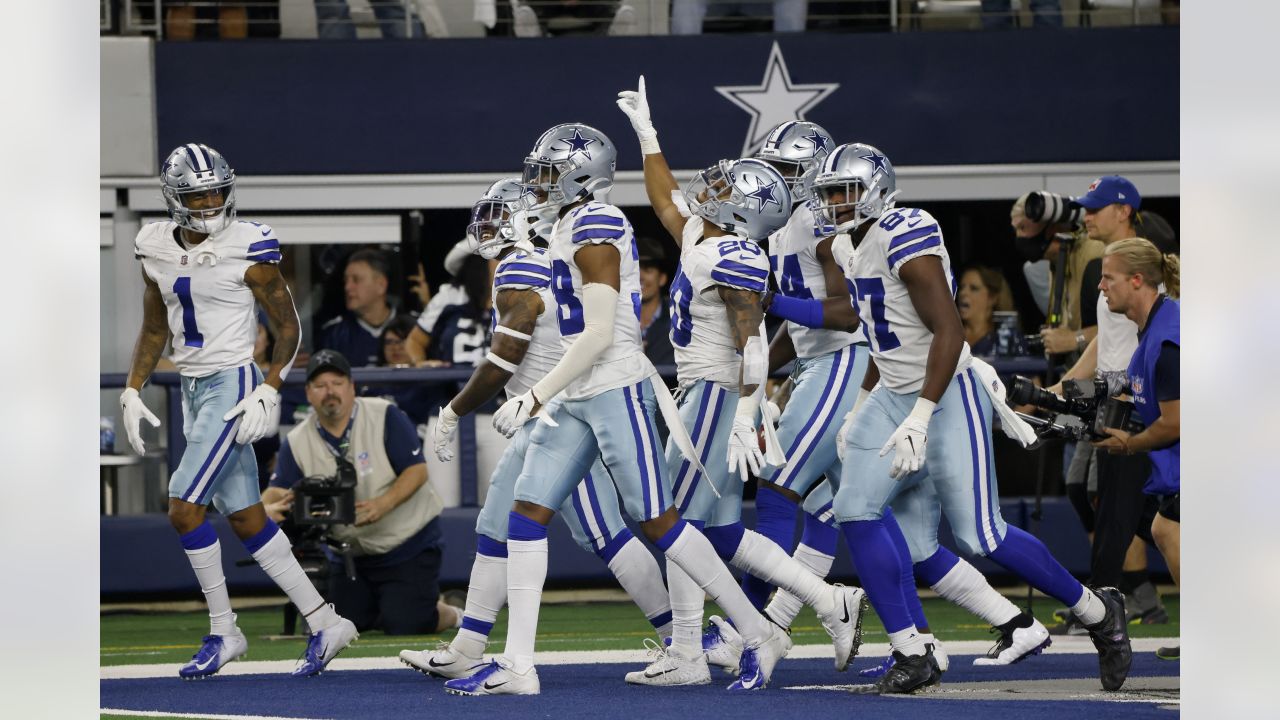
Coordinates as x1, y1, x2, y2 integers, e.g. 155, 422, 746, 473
1079, 258, 1102, 328
1154, 341, 1179, 402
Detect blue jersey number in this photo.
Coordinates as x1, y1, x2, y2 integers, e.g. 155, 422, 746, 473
669, 266, 694, 347
853, 277, 901, 351
777, 254, 813, 299
717, 239, 762, 259
550, 260, 584, 335
172, 277, 205, 348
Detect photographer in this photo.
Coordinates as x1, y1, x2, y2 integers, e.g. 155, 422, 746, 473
1091, 238, 1180, 659
263, 350, 459, 635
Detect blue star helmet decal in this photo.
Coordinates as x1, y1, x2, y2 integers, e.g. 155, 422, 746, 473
746, 177, 781, 209
859, 151, 890, 175
803, 131, 828, 152
556, 128, 596, 159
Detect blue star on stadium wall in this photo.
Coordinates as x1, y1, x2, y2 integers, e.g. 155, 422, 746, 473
715, 42, 839, 157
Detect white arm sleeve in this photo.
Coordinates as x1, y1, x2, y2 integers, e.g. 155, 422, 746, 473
531, 282, 617, 403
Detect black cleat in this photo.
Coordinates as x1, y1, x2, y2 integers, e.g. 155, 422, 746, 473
1082, 586, 1133, 691
1155, 645, 1180, 661
875, 649, 940, 695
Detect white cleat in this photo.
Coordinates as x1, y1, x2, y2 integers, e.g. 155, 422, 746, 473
625, 638, 711, 686
703, 615, 744, 675
728, 621, 791, 691
444, 658, 540, 696
930, 640, 950, 672
292, 614, 359, 677
973, 615, 1051, 666
400, 641, 485, 679
178, 627, 248, 680
817, 585, 868, 671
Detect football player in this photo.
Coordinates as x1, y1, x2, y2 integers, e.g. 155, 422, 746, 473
120, 144, 357, 679
399, 179, 673, 678
444, 124, 788, 696
811, 143, 1132, 693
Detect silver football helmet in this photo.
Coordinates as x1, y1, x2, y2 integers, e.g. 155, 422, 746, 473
466, 178, 529, 260
753, 121, 833, 204
161, 143, 236, 235
683, 158, 792, 241
520, 123, 617, 223
810, 142, 900, 233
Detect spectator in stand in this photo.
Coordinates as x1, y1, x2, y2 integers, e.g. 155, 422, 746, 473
318, 249, 400, 367
376, 314, 437, 424
671, 0, 808, 34
407, 250, 492, 369
509, 1, 636, 37
315, 0, 426, 38
956, 265, 1016, 358
637, 237, 674, 367
981, 0, 1062, 29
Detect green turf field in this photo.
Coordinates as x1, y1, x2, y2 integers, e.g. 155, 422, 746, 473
101, 594, 1179, 668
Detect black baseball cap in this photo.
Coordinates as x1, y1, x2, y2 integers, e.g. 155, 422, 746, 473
306, 349, 351, 382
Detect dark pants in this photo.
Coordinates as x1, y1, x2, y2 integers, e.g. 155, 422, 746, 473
328, 545, 443, 635
1089, 451, 1156, 588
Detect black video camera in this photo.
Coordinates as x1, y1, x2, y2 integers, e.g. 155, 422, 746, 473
293, 456, 358, 526
1008, 376, 1144, 442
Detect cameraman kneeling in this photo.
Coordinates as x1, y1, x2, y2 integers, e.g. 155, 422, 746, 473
1092, 238, 1180, 657
263, 350, 460, 635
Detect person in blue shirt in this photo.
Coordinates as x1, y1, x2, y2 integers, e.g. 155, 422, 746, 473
318, 249, 400, 367
1091, 237, 1180, 661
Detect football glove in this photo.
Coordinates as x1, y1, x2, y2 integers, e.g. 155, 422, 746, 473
726, 413, 765, 483
879, 399, 934, 480
492, 390, 556, 438
616, 76, 661, 154
434, 403, 459, 462
119, 387, 161, 456
223, 383, 281, 445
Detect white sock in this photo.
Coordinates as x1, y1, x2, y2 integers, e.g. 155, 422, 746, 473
888, 626, 927, 657
184, 541, 236, 636
453, 551, 507, 658
666, 557, 704, 659
504, 538, 547, 673
930, 557, 1021, 627
250, 528, 336, 633
765, 543, 836, 628
1071, 588, 1106, 626
731, 530, 835, 617
664, 524, 769, 646
607, 536, 673, 640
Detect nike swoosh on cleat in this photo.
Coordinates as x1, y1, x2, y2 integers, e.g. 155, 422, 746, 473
483, 681, 508, 690
644, 668, 677, 678
428, 657, 452, 668
840, 600, 851, 624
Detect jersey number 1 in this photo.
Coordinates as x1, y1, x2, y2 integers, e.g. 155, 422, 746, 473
173, 277, 205, 348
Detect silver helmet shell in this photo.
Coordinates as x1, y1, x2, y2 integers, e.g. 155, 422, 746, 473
520, 123, 617, 223
753, 121, 833, 204
467, 178, 526, 260
683, 158, 793, 241
161, 143, 237, 235
810, 143, 899, 233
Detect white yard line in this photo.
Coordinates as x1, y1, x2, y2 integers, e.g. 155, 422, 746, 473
101, 636, 1176, 680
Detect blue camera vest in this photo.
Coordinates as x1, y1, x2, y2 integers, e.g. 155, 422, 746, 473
1127, 297, 1179, 495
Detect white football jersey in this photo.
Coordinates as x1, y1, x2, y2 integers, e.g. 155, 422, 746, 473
547, 201, 648, 401
134, 219, 282, 377
768, 203, 860, 358
490, 246, 561, 399
841, 206, 970, 394
670, 217, 771, 389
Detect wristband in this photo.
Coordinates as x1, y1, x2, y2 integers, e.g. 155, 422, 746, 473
907, 397, 936, 426
767, 293, 825, 329
638, 129, 661, 155
485, 350, 519, 373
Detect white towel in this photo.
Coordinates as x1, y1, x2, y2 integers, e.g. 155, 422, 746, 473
473, 0, 497, 29
968, 357, 1038, 447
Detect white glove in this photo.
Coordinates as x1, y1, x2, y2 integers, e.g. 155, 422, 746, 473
433, 403, 459, 462
836, 387, 871, 463
616, 76, 661, 154
119, 387, 161, 456
879, 399, 934, 480
222, 384, 281, 445
726, 413, 764, 483
492, 390, 557, 438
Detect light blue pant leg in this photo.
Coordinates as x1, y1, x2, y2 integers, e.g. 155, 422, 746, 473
561, 461, 631, 554
512, 401, 600, 516
833, 386, 922, 523
475, 421, 534, 542
801, 478, 837, 524
169, 364, 262, 513
666, 380, 742, 526
885, 477, 944, 563
765, 344, 865, 496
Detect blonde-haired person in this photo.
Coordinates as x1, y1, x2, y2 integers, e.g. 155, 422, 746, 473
1091, 238, 1180, 660
956, 266, 1016, 357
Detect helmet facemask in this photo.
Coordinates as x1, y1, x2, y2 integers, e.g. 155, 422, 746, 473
466, 198, 518, 260
813, 178, 884, 233
165, 183, 236, 235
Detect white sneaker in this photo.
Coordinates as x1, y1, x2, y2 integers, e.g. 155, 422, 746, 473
728, 621, 791, 690
931, 639, 950, 672
292, 614, 359, 677
973, 616, 1051, 666
512, 2, 542, 37
817, 585, 867, 671
625, 638, 711, 686
444, 658, 540, 696
178, 627, 248, 679
703, 615, 743, 675
400, 641, 484, 679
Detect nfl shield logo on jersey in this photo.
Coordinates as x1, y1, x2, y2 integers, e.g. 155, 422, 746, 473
1131, 375, 1144, 395
181, 255, 189, 266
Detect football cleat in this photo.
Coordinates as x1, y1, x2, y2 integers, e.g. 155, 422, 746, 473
727, 621, 791, 691
291, 614, 358, 677
625, 638, 711, 686
817, 585, 867, 671
444, 659, 540, 696
1082, 586, 1133, 691
399, 641, 485, 679
1049, 610, 1088, 636
858, 654, 894, 679
1155, 645, 1180, 661
703, 615, 744, 675
973, 613, 1052, 666
876, 649, 941, 695
860, 640, 950, 678
178, 628, 248, 679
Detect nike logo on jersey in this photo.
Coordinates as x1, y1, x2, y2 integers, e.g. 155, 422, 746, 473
261, 228, 271, 236
906, 217, 923, 228
483, 680, 508, 690
412, 448, 422, 456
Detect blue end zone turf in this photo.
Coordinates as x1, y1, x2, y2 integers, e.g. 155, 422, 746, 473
101, 654, 1178, 719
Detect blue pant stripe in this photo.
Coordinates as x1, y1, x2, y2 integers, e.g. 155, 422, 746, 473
968, 370, 1002, 548
583, 474, 612, 547
642, 383, 669, 514
958, 374, 993, 554
672, 383, 714, 507
623, 383, 657, 519
569, 485, 600, 550
777, 345, 855, 489
677, 385, 724, 514
183, 365, 247, 503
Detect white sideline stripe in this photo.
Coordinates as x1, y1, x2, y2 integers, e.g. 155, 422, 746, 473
101, 710, 321, 720
100, 637, 1175, 680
